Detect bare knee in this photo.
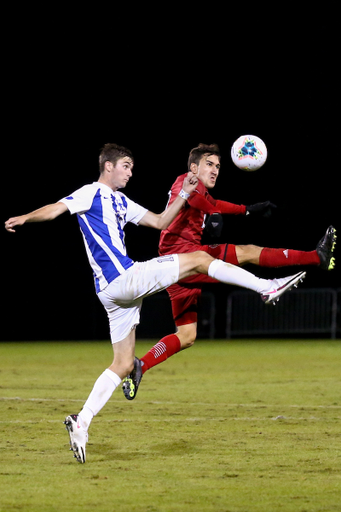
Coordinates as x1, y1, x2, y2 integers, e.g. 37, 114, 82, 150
235, 245, 263, 265
178, 251, 214, 280
196, 250, 213, 266
176, 323, 197, 349
189, 251, 213, 274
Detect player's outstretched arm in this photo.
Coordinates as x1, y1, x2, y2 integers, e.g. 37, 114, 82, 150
139, 172, 198, 231
5, 202, 68, 233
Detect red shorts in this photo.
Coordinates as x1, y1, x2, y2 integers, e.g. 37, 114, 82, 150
160, 243, 239, 326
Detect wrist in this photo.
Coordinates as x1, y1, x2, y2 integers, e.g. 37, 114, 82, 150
178, 189, 190, 201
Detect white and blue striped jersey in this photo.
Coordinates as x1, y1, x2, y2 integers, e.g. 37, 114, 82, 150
60, 182, 148, 293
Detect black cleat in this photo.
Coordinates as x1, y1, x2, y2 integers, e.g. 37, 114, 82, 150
316, 225, 337, 270
122, 357, 143, 400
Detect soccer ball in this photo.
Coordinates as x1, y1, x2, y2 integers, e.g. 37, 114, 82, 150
231, 135, 267, 171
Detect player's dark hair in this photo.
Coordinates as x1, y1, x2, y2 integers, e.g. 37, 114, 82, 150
188, 143, 221, 170
99, 143, 134, 174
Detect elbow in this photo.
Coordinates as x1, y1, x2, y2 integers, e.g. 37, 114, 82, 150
158, 220, 170, 231
157, 215, 173, 230
153, 213, 170, 231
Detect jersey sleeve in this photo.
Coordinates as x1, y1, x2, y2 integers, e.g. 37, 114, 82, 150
121, 193, 148, 225
210, 197, 247, 215
188, 192, 218, 214
188, 191, 246, 215
59, 185, 95, 215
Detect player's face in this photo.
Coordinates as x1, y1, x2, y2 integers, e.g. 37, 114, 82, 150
192, 154, 220, 189
106, 157, 134, 190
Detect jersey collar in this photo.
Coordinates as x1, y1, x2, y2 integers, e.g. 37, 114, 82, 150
94, 181, 118, 195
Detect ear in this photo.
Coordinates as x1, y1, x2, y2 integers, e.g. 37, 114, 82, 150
190, 162, 198, 174
104, 161, 114, 173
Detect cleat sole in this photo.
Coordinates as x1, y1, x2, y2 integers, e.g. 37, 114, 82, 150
328, 257, 336, 271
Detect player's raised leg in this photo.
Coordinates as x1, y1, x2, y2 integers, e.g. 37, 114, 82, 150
177, 251, 306, 304
234, 226, 336, 270
122, 252, 306, 401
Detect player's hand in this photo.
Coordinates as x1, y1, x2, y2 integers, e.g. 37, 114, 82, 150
205, 212, 223, 237
182, 172, 198, 195
4, 216, 26, 233
245, 201, 277, 218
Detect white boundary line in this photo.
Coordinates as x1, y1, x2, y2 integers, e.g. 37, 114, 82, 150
0, 416, 340, 425
1, 396, 340, 408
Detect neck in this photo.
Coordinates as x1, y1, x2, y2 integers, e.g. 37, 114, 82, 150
98, 176, 118, 192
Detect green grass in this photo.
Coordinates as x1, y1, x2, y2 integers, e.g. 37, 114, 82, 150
0, 340, 340, 512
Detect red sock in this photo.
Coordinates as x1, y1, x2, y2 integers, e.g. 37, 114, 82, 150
140, 334, 181, 374
259, 247, 320, 268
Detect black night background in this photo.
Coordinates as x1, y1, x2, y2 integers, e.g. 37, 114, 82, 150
1, 12, 339, 341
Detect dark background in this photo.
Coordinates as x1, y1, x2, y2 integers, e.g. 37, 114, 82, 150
1, 11, 339, 341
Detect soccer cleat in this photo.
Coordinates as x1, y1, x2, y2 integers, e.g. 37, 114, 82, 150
261, 271, 306, 305
122, 357, 143, 401
64, 414, 88, 463
316, 225, 337, 270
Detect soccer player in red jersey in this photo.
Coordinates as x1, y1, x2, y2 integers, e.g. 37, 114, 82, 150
122, 143, 336, 400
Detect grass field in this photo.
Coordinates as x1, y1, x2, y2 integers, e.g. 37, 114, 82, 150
0, 339, 340, 512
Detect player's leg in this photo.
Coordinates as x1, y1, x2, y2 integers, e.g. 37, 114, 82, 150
235, 244, 263, 265
121, 259, 202, 401
65, 285, 142, 463
127, 321, 197, 385
122, 289, 199, 401
235, 244, 320, 267
177, 251, 306, 304
65, 329, 136, 463
231, 226, 336, 270
122, 252, 306, 402
139, 289, 199, 373
176, 322, 197, 349
80, 330, 135, 425
122, 329, 183, 401
120, 254, 291, 402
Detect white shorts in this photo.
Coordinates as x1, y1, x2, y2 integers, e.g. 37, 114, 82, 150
98, 254, 179, 344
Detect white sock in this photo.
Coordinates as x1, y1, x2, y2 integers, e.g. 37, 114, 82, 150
78, 369, 121, 431
208, 259, 270, 293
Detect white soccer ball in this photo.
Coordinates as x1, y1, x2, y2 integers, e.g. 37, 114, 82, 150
231, 135, 267, 171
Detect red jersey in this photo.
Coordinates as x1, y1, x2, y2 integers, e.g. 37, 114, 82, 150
159, 173, 246, 254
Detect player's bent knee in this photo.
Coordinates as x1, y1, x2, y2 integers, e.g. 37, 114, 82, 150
182, 338, 195, 349
177, 324, 197, 349
192, 250, 214, 272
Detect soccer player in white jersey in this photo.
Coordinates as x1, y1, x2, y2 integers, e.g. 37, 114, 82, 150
5, 143, 306, 463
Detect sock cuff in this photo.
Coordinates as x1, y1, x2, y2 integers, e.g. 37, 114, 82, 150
208, 258, 224, 279
104, 369, 122, 387
164, 333, 181, 354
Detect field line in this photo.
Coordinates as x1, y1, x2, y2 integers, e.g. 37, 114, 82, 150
0, 396, 340, 408
0, 416, 340, 425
